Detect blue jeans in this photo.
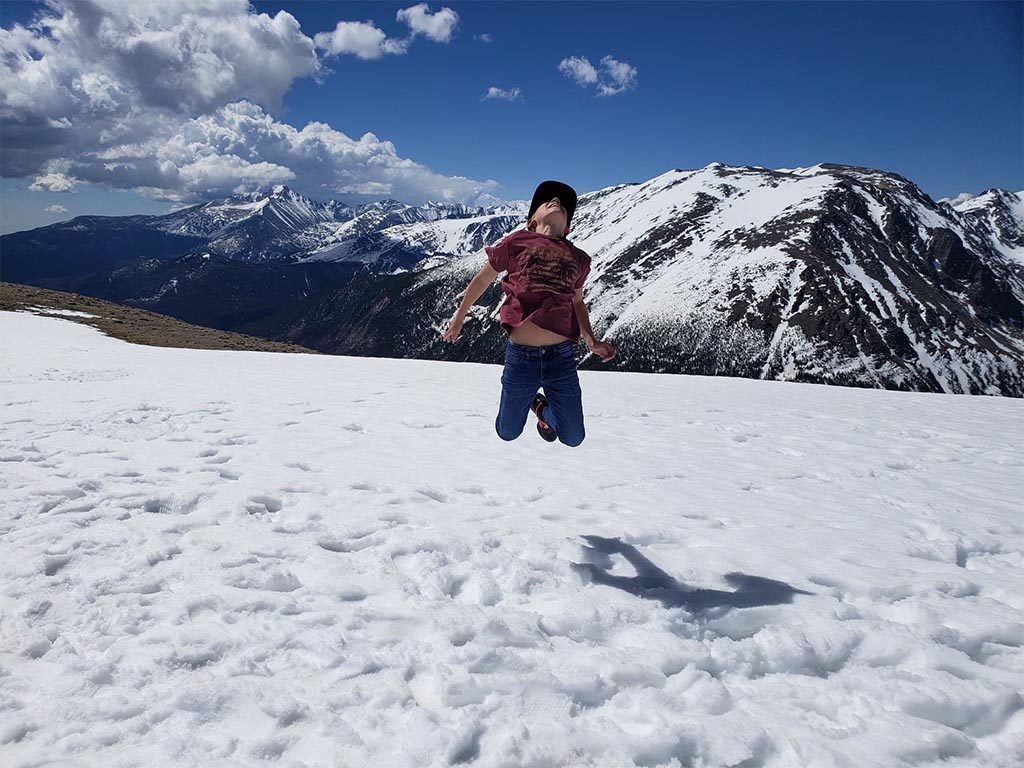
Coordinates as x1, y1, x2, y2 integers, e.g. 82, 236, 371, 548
494, 340, 585, 447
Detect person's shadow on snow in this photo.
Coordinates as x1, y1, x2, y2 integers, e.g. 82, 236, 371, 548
571, 535, 812, 611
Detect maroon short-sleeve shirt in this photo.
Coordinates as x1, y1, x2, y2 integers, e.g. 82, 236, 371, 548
485, 229, 592, 341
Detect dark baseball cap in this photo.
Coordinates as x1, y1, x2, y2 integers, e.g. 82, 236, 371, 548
528, 180, 577, 226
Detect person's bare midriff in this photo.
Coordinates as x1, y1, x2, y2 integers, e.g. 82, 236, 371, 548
508, 320, 571, 346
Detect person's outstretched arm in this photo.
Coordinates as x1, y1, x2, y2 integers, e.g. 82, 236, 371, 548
573, 288, 616, 362
441, 261, 501, 342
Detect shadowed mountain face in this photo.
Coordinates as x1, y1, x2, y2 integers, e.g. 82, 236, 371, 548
0, 282, 316, 354
5, 165, 1023, 395
0, 216, 208, 282
55, 254, 364, 330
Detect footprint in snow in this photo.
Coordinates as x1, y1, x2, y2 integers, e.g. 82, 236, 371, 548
43, 553, 72, 576
246, 495, 283, 516
218, 435, 254, 446
416, 487, 449, 503
228, 570, 302, 593
884, 460, 915, 471
351, 481, 389, 492
218, 469, 240, 481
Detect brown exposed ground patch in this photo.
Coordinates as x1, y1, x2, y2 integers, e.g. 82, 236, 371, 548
1, 282, 318, 355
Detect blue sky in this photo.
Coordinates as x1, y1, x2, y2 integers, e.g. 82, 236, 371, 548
1, 1, 1021, 234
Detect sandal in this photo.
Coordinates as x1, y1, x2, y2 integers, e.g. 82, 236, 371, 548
531, 394, 558, 442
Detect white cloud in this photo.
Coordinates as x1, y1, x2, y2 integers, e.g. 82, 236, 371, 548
940, 192, 975, 206
44, 204, 69, 214
61, 101, 499, 206
314, 20, 409, 60
558, 54, 638, 97
1, 0, 319, 178
474, 33, 493, 43
2, 0, 318, 116
597, 56, 638, 96
314, 4, 458, 60
482, 87, 522, 102
558, 56, 599, 86
29, 160, 77, 192
396, 4, 459, 43
2, 1, 496, 207
334, 181, 394, 195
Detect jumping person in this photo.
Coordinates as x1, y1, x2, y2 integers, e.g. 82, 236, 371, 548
441, 180, 616, 446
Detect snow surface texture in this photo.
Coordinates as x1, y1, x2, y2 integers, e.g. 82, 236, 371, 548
2, 312, 1023, 767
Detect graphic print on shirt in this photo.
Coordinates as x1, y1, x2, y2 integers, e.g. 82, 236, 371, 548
517, 242, 578, 295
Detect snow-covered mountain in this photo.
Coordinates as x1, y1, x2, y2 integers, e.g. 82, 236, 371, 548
160, 185, 349, 238
247, 163, 1024, 396
568, 163, 1023, 393
155, 187, 525, 266
0, 186, 523, 279
297, 199, 524, 269
944, 189, 1024, 267
157, 185, 352, 262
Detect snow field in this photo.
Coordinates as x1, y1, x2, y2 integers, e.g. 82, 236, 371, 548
1, 311, 1023, 767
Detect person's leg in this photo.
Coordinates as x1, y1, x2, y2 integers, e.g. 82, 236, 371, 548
541, 344, 585, 447
494, 343, 541, 441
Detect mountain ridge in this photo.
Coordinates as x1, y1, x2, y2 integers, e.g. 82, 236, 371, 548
243, 163, 1024, 395
4, 163, 1022, 395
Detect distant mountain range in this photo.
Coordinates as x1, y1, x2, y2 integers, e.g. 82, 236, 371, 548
3, 165, 1022, 395
1, 185, 525, 329
2, 184, 525, 280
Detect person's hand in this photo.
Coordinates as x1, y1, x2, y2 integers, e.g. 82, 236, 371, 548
441, 312, 465, 342
588, 339, 616, 362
